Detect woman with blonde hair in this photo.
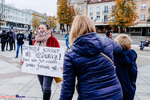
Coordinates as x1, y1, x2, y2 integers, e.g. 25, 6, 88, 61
60, 15, 123, 100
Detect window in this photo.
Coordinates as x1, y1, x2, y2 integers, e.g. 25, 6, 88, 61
104, 6, 108, 13
98, 0, 102, 1
90, 7, 93, 16
141, 4, 146, 9
104, 15, 108, 22
112, 5, 115, 10
70, 0, 75, 2
140, 14, 145, 20
91, 0, 94, 2
79, 6, 82, 11
90, 7, 93, 12
97, 6, 100, 12
91, 17, 93, 20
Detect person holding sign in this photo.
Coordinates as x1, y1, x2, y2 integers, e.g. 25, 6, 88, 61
59, 15, 123, 100
21, 24, 60, 100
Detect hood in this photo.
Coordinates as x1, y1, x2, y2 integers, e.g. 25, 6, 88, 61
115, 49, 137, 64
71, 33, 102, 57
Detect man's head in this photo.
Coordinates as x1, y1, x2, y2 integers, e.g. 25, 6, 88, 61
115, 34, 132, 50
106, 30, 112, 38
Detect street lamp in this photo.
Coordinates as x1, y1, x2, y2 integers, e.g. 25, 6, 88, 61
147, 16, 150, 36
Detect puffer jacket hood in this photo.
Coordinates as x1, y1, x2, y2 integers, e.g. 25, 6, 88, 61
115, 49, 137, 64
71, 32, 102, 57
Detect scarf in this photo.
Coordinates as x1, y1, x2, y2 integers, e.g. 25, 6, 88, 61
34, 30, 51, 46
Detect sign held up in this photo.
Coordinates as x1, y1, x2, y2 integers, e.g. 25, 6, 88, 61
22, 45, 64, 78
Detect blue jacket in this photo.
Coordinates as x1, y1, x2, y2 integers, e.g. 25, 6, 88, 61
114, 49, 138, 100
60, 33, 123, 100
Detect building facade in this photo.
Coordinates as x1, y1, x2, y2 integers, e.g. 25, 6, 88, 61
88, 0, 115, 33
129, 0, 150, 36
0, 3, 32, 30
0, 3, 48, 31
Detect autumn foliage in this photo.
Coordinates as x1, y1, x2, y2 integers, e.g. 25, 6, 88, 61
108, 0, 139, 29
32, 16, 40, 30
57, 0, 76, 30
46, 16, 57, 29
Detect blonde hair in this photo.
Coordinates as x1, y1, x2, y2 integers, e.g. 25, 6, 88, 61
69, 15, 96, 44
115, 34, 132, 50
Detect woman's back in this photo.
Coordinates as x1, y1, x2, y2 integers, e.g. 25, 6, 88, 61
60, 33, 123, 100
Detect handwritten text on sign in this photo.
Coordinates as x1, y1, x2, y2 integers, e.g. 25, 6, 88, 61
22, 45, 64, 78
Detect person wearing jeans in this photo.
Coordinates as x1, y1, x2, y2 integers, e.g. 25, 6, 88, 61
15, 30, 24, 58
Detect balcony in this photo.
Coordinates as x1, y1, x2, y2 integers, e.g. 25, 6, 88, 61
97, 12, 100, 15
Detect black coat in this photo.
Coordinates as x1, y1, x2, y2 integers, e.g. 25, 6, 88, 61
0, 30, 7, 43
16, 33, 24, 44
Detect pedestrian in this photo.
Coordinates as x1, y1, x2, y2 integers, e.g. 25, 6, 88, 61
106, 30, 112, 38
28, 31, 33, 45
143, 37, 150, 46
65, 31, 69, 50
12, 30, 16, 50
0, 30, 7, 51
15, 30, 24, 58
114, 34, 138, 100
21, 24, 60, 100
59, 15, 123, 100
5, 31, 9, 50
9, 30, 14, 51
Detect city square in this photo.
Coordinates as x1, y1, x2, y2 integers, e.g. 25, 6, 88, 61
0, 34, 150, 100
0, 0, 150, 100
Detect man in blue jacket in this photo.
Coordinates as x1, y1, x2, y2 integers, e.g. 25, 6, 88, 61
15, 30, 24, 58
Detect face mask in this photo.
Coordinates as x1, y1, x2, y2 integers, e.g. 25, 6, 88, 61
39, 29, 45, 36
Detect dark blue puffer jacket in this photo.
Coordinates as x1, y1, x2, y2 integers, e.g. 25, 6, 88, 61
114, 49, 138, 100
60, 33, 123, 100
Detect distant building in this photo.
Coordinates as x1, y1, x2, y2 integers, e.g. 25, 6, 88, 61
0, 3, 32, 30
129, 0, 150, 36
0, 3, 48, 31
87, 0, 115, 33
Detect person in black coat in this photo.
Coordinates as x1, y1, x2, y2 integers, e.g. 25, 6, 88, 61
15, 30, 24, 58
12, 30, 16, 50
9, 31, 14, 51
0, 30, 7, 51
114, 34, 138, 100
28, 31, 33, 45
5, 32, 9, 50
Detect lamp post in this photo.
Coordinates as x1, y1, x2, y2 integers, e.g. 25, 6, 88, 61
147, 16, 150, 36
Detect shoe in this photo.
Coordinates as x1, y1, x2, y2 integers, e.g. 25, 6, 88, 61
15, 56, 18, 58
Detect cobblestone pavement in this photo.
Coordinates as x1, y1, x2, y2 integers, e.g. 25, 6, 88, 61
0, 33, 150, 100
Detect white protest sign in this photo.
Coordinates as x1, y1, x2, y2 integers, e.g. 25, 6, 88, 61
22, 45, 64, 78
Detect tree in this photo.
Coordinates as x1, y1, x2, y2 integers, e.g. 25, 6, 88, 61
57, 0, 76, 31
108, 0, 139, 32
32, 16, 40, 30
46, 16, 57, 29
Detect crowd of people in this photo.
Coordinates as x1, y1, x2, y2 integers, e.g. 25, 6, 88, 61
0, 29, 34, 58
2, 15, 138, 100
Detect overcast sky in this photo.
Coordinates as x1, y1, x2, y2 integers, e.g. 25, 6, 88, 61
4, 0, 57, 16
